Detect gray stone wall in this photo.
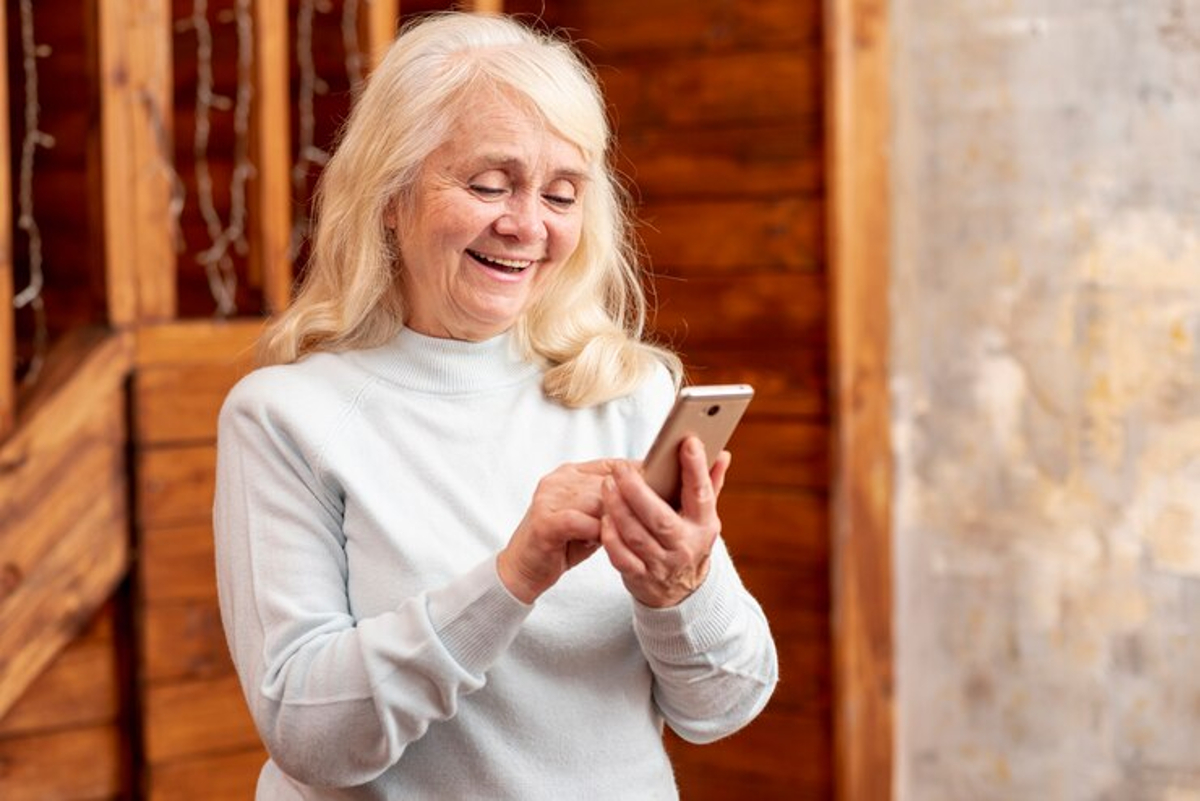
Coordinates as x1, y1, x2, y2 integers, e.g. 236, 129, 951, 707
891, 2, 1200, 798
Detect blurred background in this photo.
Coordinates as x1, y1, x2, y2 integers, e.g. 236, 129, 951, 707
0, 1, 1196, 799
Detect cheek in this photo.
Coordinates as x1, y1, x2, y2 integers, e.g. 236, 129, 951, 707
550, 215, 585, 259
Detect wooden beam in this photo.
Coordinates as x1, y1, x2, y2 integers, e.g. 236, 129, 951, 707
135, 318, 262, 367
0, 330, 133, 720
472, 0, 504, 14
827, 0, 894, 799
0, 1, 14, 438
362, 0, 400, 71
250, 0, 293, 313
96, 0, 177, 325
129, 0, 178, 321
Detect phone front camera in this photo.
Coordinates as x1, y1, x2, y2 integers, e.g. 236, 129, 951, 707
706, 405, 721, 416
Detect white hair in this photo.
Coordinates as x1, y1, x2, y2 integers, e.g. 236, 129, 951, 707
258, 12, 680, 407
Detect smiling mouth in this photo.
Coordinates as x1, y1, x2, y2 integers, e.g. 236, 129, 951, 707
468, 250, 536, 274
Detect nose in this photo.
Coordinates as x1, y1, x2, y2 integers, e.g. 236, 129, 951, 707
493, 192, 547, 243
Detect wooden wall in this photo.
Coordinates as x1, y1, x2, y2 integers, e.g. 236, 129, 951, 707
0, 1, 851, 799
506, 1, 833, 796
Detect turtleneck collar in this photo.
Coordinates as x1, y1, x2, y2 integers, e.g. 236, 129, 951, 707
354, 327, 542, 395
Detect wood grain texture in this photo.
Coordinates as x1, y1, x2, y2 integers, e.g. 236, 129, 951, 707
600, 50, 821, 129
97, 0, 177, 324
141, 599, 234, 684
137, 444, 217, 529
134, 359, 253, 446
521, 0, 821, 55
0, 332, 133, 719
827, 0, 895, 798
135, 318, 262, 366
143, 674, 260, 764
362, 0, 400, 71
146, 747, 268, 801
0, 605, 118, 737
0, 724, 123, 801
0, 1, 12, 438
639, 198, 825, 274
250, 0, 293, 312
140, 524, 219, 604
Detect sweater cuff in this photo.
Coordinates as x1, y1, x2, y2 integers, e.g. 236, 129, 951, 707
427, 555, 533, 675
632, 542, 739, 660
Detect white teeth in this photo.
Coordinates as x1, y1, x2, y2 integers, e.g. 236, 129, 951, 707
472, 251, 533, 270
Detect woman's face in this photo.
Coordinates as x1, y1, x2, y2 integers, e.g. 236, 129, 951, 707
395, 90, 588, 341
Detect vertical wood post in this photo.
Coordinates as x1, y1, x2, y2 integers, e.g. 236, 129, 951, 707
472, 0, 504, 14
97, 0, 177, 326
363, 0, 400, 70
250, 0, 293, 313
827, 0, 894, 799
0, 1, 12, 437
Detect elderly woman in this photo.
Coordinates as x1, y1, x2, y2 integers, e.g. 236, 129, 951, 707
214, 11, 777, 799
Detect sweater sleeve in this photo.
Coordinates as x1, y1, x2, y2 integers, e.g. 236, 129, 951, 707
632, 537, 779, 744
212, 373, 532, 788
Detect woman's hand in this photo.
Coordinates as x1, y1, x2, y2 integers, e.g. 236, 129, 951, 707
600, 436, 731, 608
497, 459, 617, 604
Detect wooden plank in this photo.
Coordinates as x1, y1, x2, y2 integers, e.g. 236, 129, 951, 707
650, 273, 828, 349
0, 606, 118, 737
718, 489, 829, 564
827, 0, 894, 799
4, 329, 133, 458
96, 0, 140, 326
665, 709, 832, 799
95, 0, 176, 324
142, 599, 234, 684
721, 418, 830, 491
137, 445, 217, 529
135, 318, 262, 367
681, 344, 828, 419
362, 0, 399, 71
0, 1, 13, 438
0, 455, 129, 720
472, 0, 504, 13
514, 0, 821, 56
600, 50, 821, 129
638, 197, 825, 273
0, 408, 124, 608
618, 123, 825, 201
250, 0, 293, 312
140, 525, 218, 604
0, 724, 123, 801
128, 0, 178, 321
143, 675, 260, 764
147, 747, 267, 801
134, 359, 252, 445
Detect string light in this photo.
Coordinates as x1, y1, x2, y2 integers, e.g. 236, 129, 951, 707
177, 0, 254, 317
290, 0, 332, 261
137, 0, 186, 253
13, 0, 54, 384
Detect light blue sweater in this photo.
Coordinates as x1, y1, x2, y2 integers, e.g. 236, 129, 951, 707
213, 328, 778, 800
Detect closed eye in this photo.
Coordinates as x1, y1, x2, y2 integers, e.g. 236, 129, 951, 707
469, 184, 506, 199
543, 193, 576, 209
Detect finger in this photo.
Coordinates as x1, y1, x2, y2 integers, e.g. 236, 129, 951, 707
608, 463, 681, 548
600, 512, 645, 575
678, 436, 718, 522
574, 458, 625, 476
550, 508, 603, 544
709, 450, 732, 498
603, 474, 669, 561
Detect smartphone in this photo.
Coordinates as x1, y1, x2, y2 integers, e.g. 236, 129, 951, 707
641, 384, 754, 505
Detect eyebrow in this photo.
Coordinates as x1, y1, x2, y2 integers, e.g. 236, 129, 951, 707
471, 154, 591, 184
